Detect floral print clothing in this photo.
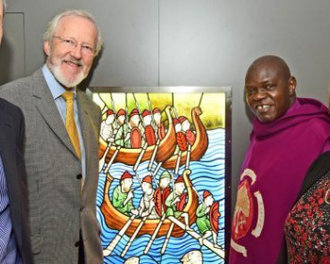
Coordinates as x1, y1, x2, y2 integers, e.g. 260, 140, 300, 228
285, 171, 330, 263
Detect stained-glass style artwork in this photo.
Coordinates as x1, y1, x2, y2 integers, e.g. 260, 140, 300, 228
89, 86, 232, 264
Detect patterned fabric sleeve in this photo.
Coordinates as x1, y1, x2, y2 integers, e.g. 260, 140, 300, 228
285, 170, 330, 263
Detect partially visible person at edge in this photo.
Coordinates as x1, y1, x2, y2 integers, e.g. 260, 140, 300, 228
229, 55, 330, 264
0, 0, 34, 263
284, 148, 330, 262
0, 9, 104, 263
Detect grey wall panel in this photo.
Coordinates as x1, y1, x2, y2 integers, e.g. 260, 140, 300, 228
3, 0, 330, 211
6, 0, 159, 86
0, 13, 25, 85
85, 0, 159, 86
159, 0, 330, 205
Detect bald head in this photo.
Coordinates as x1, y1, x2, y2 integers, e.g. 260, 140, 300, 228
246, 55, 291, 83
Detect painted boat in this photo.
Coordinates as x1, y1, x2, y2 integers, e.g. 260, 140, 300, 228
99, 106, 176, 165
101, 169, 198, 237
162, 106, 209, 169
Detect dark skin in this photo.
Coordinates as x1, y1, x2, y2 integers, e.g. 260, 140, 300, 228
245, 56, 297, 123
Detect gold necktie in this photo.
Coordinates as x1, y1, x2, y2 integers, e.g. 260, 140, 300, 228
62, 91, 81, 159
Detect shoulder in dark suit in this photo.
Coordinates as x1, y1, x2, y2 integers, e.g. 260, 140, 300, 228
0, 97, 34, 264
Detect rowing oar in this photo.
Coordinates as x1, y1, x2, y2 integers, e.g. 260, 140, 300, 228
152, 161, 163, 177
104, 145, 121, 174
101, 106, 109, 115
133, 142, 148, 172
161, 222, 175, 254
192, 185, 207, 207
167, 216, 225, 258
147, 139, 160, 171
150, 172, 159, 188
99, 92, 119, 173
144, 214, 166, 254
110, 93, 119, 137
97, 93, 109, 115
185, 144, 192, 170
147, 93, 158, 135
103, 214, 137, 257
121, 216, 148, 257
132, 93, 145, 136
99, 142, 112, 173
174, 151, 182, 174
134, 172, 142, 186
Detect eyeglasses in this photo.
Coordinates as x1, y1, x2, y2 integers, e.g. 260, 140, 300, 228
52, 36, 95, 56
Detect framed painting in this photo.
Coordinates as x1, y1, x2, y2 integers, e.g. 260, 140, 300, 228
88, 86, 232, 264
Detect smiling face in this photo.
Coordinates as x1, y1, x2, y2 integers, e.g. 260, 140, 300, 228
44, 15, 97, 88
245, 59, 296, 123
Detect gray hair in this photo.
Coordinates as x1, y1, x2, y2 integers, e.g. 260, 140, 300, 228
43, 9, 103, 56
3, 0, 8, 10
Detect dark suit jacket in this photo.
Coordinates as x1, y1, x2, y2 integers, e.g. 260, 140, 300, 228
0, 98, 34, 264
0, 69, 103, 263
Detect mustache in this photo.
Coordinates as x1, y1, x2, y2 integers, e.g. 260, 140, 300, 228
63, 58, 84, 67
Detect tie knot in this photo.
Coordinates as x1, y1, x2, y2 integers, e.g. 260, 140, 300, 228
62, 91, 75, 102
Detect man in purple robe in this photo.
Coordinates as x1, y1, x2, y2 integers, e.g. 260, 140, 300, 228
230, 55, 330, 264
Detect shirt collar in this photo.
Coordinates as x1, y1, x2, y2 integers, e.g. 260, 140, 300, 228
42, 64, 76, 100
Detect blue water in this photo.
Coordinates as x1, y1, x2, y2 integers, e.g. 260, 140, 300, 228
96, 128, 226, 263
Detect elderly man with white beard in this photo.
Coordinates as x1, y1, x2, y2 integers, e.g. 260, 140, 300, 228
0, 9, 104, 264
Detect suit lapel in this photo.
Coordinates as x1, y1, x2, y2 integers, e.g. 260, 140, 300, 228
32, 70, 78, 159
0, 104, 22, 243
77, 90, 92, 191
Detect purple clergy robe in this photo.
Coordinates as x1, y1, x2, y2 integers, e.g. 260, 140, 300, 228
230, 98, 330, 264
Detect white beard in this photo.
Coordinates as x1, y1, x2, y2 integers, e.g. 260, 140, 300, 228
49, 61, 86, 88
